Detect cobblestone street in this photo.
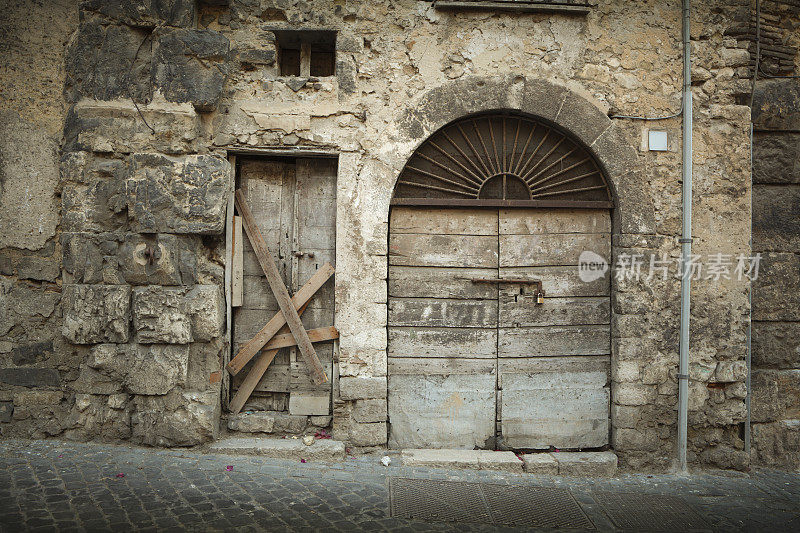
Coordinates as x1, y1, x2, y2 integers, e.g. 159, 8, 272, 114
0, 439, 798, 532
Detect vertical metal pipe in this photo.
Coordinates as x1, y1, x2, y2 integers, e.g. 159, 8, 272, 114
677, 0, 693, 473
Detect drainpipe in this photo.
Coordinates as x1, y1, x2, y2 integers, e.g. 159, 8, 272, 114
677, 0, 693, 473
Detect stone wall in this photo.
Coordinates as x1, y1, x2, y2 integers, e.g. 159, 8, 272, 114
0, 0, 762, 470
0, 1, 78, 436
750, 1, 800, 469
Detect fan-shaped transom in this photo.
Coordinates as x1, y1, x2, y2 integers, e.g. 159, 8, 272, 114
392, 113, 612, 208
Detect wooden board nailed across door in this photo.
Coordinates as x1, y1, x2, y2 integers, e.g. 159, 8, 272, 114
231, 157, 337, 416
387, 206, 611, 450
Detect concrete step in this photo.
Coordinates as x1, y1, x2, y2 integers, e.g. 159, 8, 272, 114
208, 437, 345, 461
523, 451, 618, 477
401, 449, 524, 473
401, 449, 618, 477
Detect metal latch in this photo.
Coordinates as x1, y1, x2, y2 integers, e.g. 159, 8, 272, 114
467, 277, 545, 305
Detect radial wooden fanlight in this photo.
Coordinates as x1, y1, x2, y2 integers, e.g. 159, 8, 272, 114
392, 113, 612, 208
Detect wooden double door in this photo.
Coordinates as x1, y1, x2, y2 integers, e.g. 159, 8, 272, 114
387, 207, 611, 450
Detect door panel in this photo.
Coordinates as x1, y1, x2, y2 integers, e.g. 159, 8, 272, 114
232, 157, 336, 408
498, 209, 611, 449
387, 207, 612, 450
388, 373, 497, 449
388, 207, 499, 449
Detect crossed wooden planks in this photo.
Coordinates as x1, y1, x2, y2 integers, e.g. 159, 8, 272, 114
227, 190, 337, 415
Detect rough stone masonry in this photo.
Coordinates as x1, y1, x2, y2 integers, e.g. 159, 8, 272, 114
0, 0, 797, 472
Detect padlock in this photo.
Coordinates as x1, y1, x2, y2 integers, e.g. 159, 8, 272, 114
536, 292, 544, 305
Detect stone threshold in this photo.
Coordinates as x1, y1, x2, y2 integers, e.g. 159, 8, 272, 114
209, 437, 346, 461
402, 449, 618, 477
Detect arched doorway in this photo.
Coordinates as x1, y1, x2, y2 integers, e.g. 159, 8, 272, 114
387, 112, 613, 450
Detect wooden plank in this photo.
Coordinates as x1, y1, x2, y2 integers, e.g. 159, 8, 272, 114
389, 357, 496, 376
229, 301, 311, 411
261, 326, 338, 351
229, 347, 281, 414
499, 295, 610, 327
498, 325, 610, 357
502, 387, 609, 449
499, 208, 611, 235
497, 355, 610, 377
233, 363, 290, 392
388, 327, 497, 358
226, 261, 334, 376
501, 368, 609, 449
388, 266, 498, 299
499, 233, 610, 267
499, 266, 610, 297
389, 233, 498, 268
235, 189, 327, 385
388, 373, 496, 449
390, 207, 497, 235
389, 298, 497, 328
222, 155, 236, 411
232, 216, 244, 307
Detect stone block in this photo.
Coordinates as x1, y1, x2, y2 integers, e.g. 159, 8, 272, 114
63, 393, 132, 442
753, 184, 800, 252
351, 398, 387, 423
62, 285, 131, 344
476, 451, 524, 473
289, 392, 330, 416
0, 368, 60, 388
554, 451, 618, 477
118, 233, 184, 285
152, 28, 229, 111
753, 79, 800, 130
713, 360, 747, 383
227, 412, 275, 433
401, 449, 480, 469
208, 437, 345, 460
81, 0, 196, 27
753, 253, 800, 322
752, 321, 800, 369
613, 427, 661, 451
270, 411, 308, 434
65, 21, 152, 103
133, 390, 219, 446
753, 133, 800, 185
17, 256, 60, 283
88, 343, 189, 395
0, 401, 12, 423
310, 415, 332, 427
612, 383, 655, 406
235, 45, 276, 67
61, 233, 122, 284
185, 285, 224, 341
339, 376, 387, 400
127, 153, 230, 235
132, 286, 192, 344
751, 369, 800, 423
10, 341, 54, 366
751, 420, 800, 468
522, 453, 559, 475
64, 99, 200, 155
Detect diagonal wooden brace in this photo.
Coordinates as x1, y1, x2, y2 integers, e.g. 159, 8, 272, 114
234, 190, 328, 385
228, 302, 311, 415
226, 262, 335, 375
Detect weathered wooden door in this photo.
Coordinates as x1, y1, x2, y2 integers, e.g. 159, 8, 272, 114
387, 206, 610, 450
232, 157, 336, 415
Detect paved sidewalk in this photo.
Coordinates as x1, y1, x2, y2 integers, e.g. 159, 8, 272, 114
0, 439, 798, 532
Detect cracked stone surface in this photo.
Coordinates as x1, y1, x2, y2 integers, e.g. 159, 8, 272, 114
0, 439, 799, 532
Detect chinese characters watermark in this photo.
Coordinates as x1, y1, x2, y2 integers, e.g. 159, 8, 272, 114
579, 252, 761, 282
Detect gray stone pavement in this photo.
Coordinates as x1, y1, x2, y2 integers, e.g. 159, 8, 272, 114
0, 439, 798, 532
